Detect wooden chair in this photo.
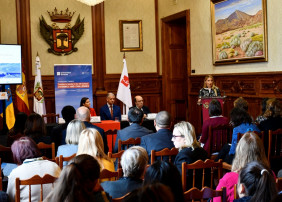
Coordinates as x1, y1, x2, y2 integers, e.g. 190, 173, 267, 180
99, 168, 122, 182
105, 129, 118, 152
112, 193, 130, 202
268, 129, 282, 162
42, 113, 59, 123
276, 177, 282, 192
233, 184, 238, 200
0, 145, 13, 163
37, 142, 55, 160
208, 124, 232, 158
237, 131, 264, 143
108, 150, 124, 170
118, 137, 141, 152
56, 153, 76, 169
15, 174, 58, 202
182, 159, 223, 191
183, 186, 226, 202
150, 147, 178, 164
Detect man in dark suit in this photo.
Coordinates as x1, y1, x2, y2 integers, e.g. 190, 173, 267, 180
113, 107, 152, 153
99, 92, 121, 121
134, 95, 151, 117
76, 106, 109, 154
140, 111, 174, 163
101, 146, 148, 198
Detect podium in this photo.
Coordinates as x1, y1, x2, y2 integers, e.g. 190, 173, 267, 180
200, 97, 225, 122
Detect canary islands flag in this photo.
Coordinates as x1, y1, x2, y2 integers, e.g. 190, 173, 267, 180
4, 85, 15, 129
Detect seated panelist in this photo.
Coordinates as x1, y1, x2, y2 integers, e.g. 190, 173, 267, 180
134, 95, 151, 117
99, 92, 121, 121
80, 97, 96, 116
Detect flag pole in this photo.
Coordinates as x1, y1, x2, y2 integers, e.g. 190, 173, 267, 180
123, 52, 125, 59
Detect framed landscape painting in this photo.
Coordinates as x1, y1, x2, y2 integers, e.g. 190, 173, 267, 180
211, 0, 267, 65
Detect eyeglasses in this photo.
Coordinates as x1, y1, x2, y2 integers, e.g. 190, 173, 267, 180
172, 135, 184, 139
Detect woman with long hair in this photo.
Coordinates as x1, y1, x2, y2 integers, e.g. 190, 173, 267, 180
80, 97, 96, 116
198, 75, 221, 104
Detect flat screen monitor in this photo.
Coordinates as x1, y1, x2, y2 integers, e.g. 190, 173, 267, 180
0, 44, 22, 84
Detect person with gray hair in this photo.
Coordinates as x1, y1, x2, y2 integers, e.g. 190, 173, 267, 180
140, 111, 174, 163
101, 146, 148, 199
99, 92, 121, 121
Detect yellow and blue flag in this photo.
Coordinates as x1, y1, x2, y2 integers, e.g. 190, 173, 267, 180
4, 85, 15, 129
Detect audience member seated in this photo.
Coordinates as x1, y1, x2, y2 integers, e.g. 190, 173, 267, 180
143, 161, 184, 202
216, 107, 260, 164
101, 146, 148, 198
51, 105, 76, 148
7, 112, 28, 147
24, 113, 51, 144
7, 137, 61, 202
76, 106, 108, 154
140, 111, 174, 163
80, 97, 96, 116
0, 191, 9, 202
113, 107, 152, 153
123, 183, 174, 202
234, 161, 277, 202
77, 128, 114, 175
255, 98, 269, 124
172, 121, 208, 189
56, 119, 85, 166
199, 99, 229, 151
99, 92, 121, 121
44, 154, 109, 202
234, 97, 249, 111
134, 95, 151, 117
214, 132, 270, 202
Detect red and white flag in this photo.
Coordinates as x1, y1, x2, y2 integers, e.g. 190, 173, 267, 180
117, 58, 132, 114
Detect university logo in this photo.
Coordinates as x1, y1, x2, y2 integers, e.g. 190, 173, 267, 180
39, 8, 84, 56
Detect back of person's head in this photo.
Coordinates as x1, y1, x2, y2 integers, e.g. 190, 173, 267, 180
261, 98, 269, 115
11, 136, 41, 164
232, 132, 269, 172
230, 107, 252, 127
65, 119, 86, 145
263, 98, 281, 118
80, 97, 89, 107
45, 154, 100, 202
144, 161, 184, 202
121, 146, 148, 179
24, 113, 46, 139
124, 183, 175, 202
13, 112, 28, 133
238, 161, 277, 202
209, 99, 222, 117
173, 121, 200, 149
128, 107, 144, 124
234, 97, 248, 111
61, 105, 76, 123
155, 111, 171, 129
76, 106, 90, 122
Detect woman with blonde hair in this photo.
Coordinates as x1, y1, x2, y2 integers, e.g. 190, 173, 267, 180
77, 128, 114, 173
172, 121, 208, 189
198, 75, 221, 104
214, 131, 270, 202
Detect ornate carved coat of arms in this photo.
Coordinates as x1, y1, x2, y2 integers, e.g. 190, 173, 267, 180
39, 8, 84, 56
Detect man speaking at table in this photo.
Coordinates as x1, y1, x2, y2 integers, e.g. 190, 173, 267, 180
100, 93, 121, 121
134, 95, 151, 117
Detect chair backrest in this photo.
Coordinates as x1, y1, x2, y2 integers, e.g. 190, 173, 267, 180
108, 150, 124, 170
276, 177, 282, 192
183, 186, 226, 202
118, 137, 141, 152
233, 184, 238, 200
0, 145, 13, 163
37, 142, 55, 159
182, 159, 223, 191
208, 124, 232, 157
112, 193, 130, 202
99, 168, 122, 182
42, 113, 59, 123
237, 131, 264, 143
268, 129, 282, 162
15, 174, 57, 202
56, 154, 76, 170
150, 147, 178, 164
105, 129, 118, 152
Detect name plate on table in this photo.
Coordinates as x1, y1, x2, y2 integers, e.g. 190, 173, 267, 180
121, 115, 128, 121
147, 113, 157, 120
90, 116, 101, 123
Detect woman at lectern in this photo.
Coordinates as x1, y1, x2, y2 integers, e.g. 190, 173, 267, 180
197, 75, 221, 104
80, 97, 97, 116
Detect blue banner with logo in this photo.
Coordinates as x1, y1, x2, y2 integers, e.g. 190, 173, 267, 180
54, 65, 93, 117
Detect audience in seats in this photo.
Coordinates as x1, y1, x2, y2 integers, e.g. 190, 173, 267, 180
233, 97, 249, 111
44, 154, 109, 202
199, 99, 229, 152
7, 137, 61, 202
134, 95, 151, 118
76, 106, 108, 154
77, 128, 114, 177
216, 107, 260, 164
24, 113, 51, 144
99, 92, 121, 121
56, 119, 85, 166
140, 111, 174, 163
143, 161, 184, 202
101, 146, 148, 198
172, 121, 208, 189
80, 97, 97, 116
214, 132, 270, 202
255, 98, 269, 124
234, 161, 277, 202
113, 107, 152, 153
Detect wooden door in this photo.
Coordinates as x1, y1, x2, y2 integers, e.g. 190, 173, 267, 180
161, 10, 191, 123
